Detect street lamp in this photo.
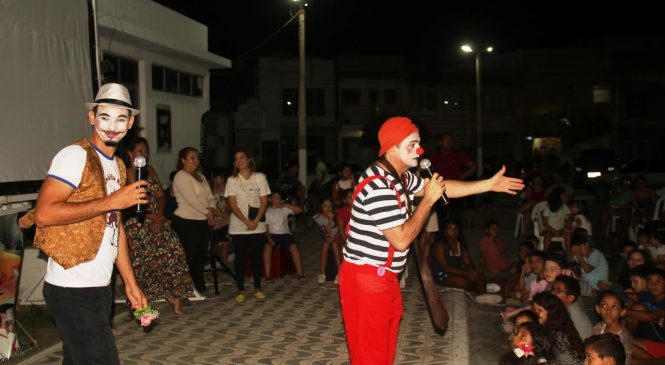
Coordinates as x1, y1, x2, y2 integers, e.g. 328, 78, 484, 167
293, 0, 308, 189
460, 43, 493, 177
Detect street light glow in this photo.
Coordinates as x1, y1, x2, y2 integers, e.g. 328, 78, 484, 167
460, 44, 473, 53
486, 46, 493, 53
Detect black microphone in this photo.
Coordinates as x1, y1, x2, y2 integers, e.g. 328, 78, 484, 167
419, 158, 449, 205
133, 156, 147, 213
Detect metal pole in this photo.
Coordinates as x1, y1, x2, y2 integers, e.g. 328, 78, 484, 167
475, 53, 483, 177
297, 6, 307, 190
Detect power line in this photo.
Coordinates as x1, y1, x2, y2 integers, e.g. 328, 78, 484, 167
235, 11, 299, 59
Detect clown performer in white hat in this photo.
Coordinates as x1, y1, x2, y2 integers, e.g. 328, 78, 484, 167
20, 83, 148, 365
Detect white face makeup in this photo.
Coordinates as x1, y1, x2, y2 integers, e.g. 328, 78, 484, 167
90, 105, 133, 147
395, 131, 421, 168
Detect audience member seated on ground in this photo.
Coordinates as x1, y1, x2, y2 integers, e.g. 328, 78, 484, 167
602, 175, 633, 238
624, 265, 651, 307
543, 252, 593, 296
592, 291, 633, 364
503, 251, 548, 323
602, 240, 639, 292
583, 333, 627, 365
479, 220, 514, 286
504, 240, 536, 300
626, 268, 665, 340
263, 191, 304, 279
570, 232, 609, 294
516, 175, 546, 234
552, 274, 594, 339
313, 198, 341, 284
541, 187, 572, 252
499, 322, 556, 365
632, 175, 658, 232
531, 292, 585, 365
431, 221, 486, 294
331, 164, 356, 208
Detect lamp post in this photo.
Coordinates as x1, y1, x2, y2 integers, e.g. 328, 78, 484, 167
294, 0, 307, 189
461, 44, 493, 177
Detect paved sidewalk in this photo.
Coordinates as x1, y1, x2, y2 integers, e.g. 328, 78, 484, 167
17, 196, 522, 364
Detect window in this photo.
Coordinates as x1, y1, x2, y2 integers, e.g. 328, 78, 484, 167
593, 86, 611, 104
307, 88, 325, 116
384, 89, 396, 105
151, 64, 203, 97
369, 90, 378, 105
341, 88, 361, 105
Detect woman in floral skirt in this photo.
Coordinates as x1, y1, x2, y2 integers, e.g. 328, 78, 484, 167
122, 137, 193, 315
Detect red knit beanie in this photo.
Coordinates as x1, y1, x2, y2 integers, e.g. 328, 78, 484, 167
378, 116, 419, 157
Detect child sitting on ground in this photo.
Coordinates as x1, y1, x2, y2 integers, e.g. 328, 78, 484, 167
479, 220, 514, 287
499, 321, 556, 365
592, 291, 633, 364
583, 333, 627, 365
552, 274, 594, 340
626, 267, 665, 362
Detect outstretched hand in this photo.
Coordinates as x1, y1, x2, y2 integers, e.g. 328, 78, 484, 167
488, 165, 525, 195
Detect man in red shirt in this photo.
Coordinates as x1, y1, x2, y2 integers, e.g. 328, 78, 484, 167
428, 133, 477, 232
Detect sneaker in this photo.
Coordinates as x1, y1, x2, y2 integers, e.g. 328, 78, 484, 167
317, 274, 326, 284
190, 288, 206, 301
334, 275, 339, 284
235, 292, 246, 303
254, 290, 266, 300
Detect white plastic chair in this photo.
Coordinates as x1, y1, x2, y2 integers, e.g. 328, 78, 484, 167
654, 195, 665, 220
514, 213, 524, 237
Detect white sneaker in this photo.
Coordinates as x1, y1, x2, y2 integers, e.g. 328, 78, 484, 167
190, 288, 206, 301
334, 275, 339, 284
317, 274, 326, 284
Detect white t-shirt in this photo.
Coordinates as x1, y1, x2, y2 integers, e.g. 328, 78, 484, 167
266, 206, 294, 235
543, 204, 570, 231
225, 172, 270, 235
44, 144, 120, 288
573, 214, 593, 236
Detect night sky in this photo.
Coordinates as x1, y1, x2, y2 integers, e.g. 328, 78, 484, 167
154, 0, 660, 66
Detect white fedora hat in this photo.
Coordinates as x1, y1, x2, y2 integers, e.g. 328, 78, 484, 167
85, 83, 140, 116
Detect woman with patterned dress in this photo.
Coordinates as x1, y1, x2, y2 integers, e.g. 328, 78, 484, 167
123, 137, 193, 315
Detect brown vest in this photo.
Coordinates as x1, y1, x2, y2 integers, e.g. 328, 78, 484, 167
19, 139, 126, 269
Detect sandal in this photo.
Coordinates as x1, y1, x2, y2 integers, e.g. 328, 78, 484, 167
167, 296, 184, 315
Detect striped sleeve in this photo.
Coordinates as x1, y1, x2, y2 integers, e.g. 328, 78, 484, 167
362, 185, 406, 231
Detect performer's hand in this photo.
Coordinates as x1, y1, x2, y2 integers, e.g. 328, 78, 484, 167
422, 172, 446, 205
487, 166, 525, 195
110, 180, 149, 210
125, 285, 148, 310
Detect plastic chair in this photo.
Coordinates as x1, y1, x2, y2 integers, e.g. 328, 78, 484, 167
654, 195, 665, 220
514, 213, 524, 237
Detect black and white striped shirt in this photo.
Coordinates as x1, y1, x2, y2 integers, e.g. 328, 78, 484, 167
342, 165, 424, 273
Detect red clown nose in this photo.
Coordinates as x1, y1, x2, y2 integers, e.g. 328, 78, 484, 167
416, 147, 424, 155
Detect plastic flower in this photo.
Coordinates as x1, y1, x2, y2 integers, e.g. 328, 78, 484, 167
133, 305, 160, 328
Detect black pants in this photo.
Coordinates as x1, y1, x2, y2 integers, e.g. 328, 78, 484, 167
231, 233, 264, 291
173, 216, 209, 293
43, 282, 119, 365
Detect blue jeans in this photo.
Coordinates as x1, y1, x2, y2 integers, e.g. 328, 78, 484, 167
43, 282, 119, 365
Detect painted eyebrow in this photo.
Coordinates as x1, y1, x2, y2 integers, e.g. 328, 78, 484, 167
97, 112, 129, 119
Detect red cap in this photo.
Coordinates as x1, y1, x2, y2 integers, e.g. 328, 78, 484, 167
378, 117, 419, 157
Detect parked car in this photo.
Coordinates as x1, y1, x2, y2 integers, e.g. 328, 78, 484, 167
573, 148, 622, 188
601, 157, 665, 188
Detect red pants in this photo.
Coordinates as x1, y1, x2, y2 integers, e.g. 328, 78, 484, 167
339, 261, 403, 365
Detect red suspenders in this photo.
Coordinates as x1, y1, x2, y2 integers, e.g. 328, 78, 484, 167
346, 174, 403, 277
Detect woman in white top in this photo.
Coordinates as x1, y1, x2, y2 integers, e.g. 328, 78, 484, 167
225, 149, 270, 303
542, 187, 571, 252
171, 147, 215, 297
